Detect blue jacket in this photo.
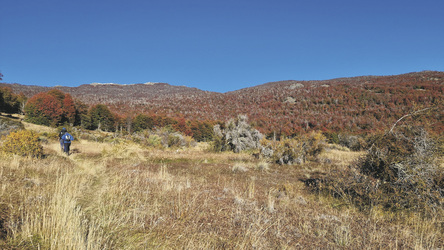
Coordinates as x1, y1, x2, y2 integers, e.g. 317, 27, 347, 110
62, 133, 74, 143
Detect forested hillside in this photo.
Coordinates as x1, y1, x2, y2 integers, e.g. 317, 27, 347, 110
2, 71, 443, 137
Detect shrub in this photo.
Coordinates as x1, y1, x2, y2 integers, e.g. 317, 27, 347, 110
146, 134, 162, 148
232, 163, 248, 173
255, 161, 270, 171
132, 128, 195, 149
324, 132, 340, 144
315, 126, 443, 215
0, 117, 24, 137
338, 133, 367, 151
302, 131, 327, 159
212, 115, 263, 153
266, 138, 305, 165
260, 131, 327, 165
1, 130, 43, 157
167, 132, 185, 148
211, 124, 227, 152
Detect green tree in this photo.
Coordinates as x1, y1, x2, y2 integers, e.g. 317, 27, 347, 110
74, 99, 89, 127
132, 114, 154, 132
190, 121, 214, 142
0, 87, 21, 114
88, 104, 116, 131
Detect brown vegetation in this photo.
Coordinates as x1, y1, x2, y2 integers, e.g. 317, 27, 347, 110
314, 126, 443, 216
0, 123, 442, 249
2, 71, 443, 137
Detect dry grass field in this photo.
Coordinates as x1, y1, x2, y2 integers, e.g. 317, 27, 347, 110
0, 123, 442, 249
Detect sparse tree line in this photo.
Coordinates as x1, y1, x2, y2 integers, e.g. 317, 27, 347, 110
3, 88, 346, 161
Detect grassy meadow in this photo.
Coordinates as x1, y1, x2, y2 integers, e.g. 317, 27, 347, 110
0, 122, 443, 249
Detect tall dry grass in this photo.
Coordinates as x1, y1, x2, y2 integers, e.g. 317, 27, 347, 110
0, 133, 442, 249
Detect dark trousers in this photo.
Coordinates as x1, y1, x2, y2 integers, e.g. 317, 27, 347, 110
60, 139, 64, 150
64, 142, 71, 155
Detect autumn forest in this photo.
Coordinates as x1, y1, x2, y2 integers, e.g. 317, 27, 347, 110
1, 71, 443, 140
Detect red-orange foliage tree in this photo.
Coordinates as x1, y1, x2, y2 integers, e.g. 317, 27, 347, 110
25, 92, 63, 126
47, 89, 65, 103
62, 94, 76, 124
174, 117, 192, 136
24, 90, 82, 126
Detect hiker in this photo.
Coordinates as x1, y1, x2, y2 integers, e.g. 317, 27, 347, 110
58, 128, 67, 151
61, 129, 74, 155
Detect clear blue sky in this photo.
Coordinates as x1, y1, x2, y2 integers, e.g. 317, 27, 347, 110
1, 0, 443, 93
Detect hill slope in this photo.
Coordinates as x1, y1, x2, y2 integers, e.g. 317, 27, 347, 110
1, 71, 443, 135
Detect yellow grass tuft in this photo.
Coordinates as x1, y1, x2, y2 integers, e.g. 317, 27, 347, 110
319, 148, 364, 167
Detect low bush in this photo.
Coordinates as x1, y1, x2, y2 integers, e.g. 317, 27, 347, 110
314, 126, 443, 215
231, 163, 249, 173
146, 134, 162, 148
212, 115, 263, 153
261, 131, 327, 165
0, 117, 24, 137
303, 131, 327, 159
338, 133, 367, 151
167, 132, 192, 148
265, 138, 305, 165
1, 130, 43, 157
255, 161, 270, 171
132, 128, 196, 149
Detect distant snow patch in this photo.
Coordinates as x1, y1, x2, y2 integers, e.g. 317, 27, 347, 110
90, 82, 119, 86
90, 82, 160, 86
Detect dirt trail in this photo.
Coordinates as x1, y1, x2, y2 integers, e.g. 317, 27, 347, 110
27, 137, 113, 249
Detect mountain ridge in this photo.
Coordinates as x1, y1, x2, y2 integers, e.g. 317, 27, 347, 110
2, 70, 442, 96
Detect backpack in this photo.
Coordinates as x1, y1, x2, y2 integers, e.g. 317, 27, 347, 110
63, 133, 72, 142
